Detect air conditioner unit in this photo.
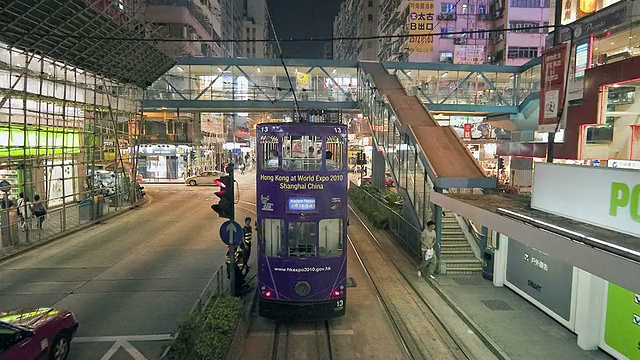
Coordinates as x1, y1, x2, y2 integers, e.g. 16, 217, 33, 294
454, 37, 466, 45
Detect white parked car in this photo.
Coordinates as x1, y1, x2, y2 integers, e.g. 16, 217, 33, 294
185, 171, 226, 186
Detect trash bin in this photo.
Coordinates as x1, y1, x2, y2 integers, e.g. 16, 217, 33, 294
79, 198, 93, 221
482, 247, 495, 281
93, 195, 104, 218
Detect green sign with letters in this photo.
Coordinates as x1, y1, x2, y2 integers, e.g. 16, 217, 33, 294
0, 127, 80, 157
604, 282, 640, 359
610, 182, 640, 223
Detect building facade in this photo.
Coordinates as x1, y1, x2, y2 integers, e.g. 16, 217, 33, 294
145, 0, 225, 57
333, 0, 380, 60
336, 0, 550, 65
238, 0, 271, 58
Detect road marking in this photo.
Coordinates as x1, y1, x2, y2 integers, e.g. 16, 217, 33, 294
99, 343, 120, 360
74, 334, 173, 343
121, 341, 148, 360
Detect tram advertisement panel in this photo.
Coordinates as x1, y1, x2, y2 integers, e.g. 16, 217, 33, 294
258, 173, 346, 214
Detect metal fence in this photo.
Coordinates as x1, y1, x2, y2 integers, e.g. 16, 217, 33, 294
350, 182, 422, 259
0, 191, 134, 255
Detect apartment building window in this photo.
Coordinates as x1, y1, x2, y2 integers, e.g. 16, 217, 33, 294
439, 51, 454, 63
368, 0, 373, 7
510, 0, 547, 7
440, 28, 455, 38
477, 31, 487, 39
441, 3, 455, 13
478, 5, 486, 13
367, 41, 373, 49
510, 21, 541, 33
508, 46, 539, 58
368, 14, 373, 22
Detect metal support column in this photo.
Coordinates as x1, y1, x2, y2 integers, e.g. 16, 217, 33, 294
433, 187, 443, 268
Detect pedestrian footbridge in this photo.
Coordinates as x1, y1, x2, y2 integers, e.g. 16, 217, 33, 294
144, 57, 542, 259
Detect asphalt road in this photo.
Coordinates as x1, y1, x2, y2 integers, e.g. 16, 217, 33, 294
0, 172, 257, 360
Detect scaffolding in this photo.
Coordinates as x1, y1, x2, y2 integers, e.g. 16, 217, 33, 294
0, 0, 175, 250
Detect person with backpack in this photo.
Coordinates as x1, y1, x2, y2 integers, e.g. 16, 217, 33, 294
31, 194, 47, 229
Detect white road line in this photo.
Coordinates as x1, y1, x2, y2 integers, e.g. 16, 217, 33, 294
74, 334, 173, 343
99, 342, 120, 360
121, 341, 148, 360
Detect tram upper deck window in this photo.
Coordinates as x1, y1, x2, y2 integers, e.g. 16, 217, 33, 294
326, 135, 345, 171
319, 219, 343, 258
261, 218, 286, 257
281, 135, 323, 171
288, 222, 316, 258
260, 135, 279, 171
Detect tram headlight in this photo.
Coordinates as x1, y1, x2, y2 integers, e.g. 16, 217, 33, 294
261, 286, 274, 298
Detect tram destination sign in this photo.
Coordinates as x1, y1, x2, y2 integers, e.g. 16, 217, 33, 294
506, 238, 574, 321
288, 197, 316, 211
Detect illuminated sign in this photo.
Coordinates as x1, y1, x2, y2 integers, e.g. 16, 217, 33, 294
0, 127, 80, 157
288, 197, 316, 211
574, 40, 590, 78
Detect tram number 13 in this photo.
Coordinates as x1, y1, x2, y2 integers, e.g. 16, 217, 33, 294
335, 300, 344, 308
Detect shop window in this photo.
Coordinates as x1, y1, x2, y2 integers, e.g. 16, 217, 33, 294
261, 219, 286, 257
585, 124, 613, 144
319, 219, 343, 258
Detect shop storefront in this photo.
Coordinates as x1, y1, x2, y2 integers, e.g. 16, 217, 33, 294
136, 144, 192, 181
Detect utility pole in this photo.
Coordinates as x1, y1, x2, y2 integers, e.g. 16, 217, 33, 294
547, 0, 564, 163
227, 162, 237, 296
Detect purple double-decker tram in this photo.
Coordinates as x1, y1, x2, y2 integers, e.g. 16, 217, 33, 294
256, 122, 348, 320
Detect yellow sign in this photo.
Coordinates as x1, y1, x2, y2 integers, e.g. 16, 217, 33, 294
408, 0, 435, 54
296, 72, 310, 90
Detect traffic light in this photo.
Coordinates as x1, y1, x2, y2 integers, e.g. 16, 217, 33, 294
497, 158, 505, 170
211, 175, 234, 218
356, 152, 363, 165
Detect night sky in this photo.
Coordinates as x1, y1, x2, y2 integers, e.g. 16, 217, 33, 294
267, 0, 343, 59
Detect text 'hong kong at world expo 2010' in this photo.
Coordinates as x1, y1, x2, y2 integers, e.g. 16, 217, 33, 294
260, 173, 344, 190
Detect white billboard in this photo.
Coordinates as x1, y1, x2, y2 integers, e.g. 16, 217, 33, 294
531, 163, 640, 237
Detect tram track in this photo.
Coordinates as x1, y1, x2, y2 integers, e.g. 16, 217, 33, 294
348, 204, 479, 360
270, 320, 334, 360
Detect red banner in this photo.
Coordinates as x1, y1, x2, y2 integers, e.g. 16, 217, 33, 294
463, 123, 472, 139
539, 43, 568, 132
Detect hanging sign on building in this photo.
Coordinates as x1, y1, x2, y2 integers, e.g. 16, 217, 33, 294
408, 0, 435, 54
539, 43, 568, 133
454, 45, 486, 65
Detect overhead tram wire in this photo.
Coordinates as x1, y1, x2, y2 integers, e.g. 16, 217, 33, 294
266, 7, 302, 122
4, 25, 565, 45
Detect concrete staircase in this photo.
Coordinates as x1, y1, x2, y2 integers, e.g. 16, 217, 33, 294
440, 213, 482, 275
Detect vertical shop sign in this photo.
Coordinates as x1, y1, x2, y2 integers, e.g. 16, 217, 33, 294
408, 0, 435, 54
604, 283, 640, 359
539, 43, 568, 133
463, 123, 472, 139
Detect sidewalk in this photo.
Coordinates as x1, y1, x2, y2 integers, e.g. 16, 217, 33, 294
432, 275, 612, 360
0, 199, 144, 262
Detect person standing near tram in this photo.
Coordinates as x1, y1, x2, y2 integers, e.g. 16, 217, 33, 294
242, 217, 253, 273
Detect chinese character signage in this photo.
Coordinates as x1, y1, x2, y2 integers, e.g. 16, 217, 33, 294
409, 0, 435, 54
454, 45, 486, 65
539, 43, 568, 133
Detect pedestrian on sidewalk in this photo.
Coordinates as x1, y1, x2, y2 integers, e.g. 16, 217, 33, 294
31, 194, 47, 229
418, 220, 437, 279
242, 217, 252, 274
16, 192, 32, 232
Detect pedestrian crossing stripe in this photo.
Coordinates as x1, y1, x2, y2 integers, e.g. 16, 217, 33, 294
633, 314, 640, 326
635, 293, 640, 305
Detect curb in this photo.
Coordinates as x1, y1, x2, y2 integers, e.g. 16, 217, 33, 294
0, 196, 150, 264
